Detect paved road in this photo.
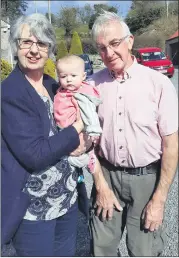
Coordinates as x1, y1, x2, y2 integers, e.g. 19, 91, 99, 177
1, 69, 178, 257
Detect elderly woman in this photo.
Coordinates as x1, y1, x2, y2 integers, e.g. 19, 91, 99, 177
1, 13, 89, 256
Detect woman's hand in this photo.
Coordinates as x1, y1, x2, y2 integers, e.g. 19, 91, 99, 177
70, 132, 93, 157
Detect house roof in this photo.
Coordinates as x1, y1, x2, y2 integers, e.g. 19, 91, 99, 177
168, 30, 179, 40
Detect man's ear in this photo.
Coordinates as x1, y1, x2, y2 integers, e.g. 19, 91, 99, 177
83, 72, 87, 81
128, 35, 134, 51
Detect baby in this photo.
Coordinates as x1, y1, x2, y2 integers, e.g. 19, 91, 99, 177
54, 55, 102, 175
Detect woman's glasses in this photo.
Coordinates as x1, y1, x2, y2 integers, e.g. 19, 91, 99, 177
17, 38, 50, 52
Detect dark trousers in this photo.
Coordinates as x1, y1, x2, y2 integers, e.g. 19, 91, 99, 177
13, 201, 78, 257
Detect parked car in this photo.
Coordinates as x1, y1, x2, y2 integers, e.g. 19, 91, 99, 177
78, 54, 93, 77
133, 47, 174, 78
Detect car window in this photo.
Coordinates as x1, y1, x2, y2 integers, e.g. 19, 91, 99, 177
141, 52, 167, 61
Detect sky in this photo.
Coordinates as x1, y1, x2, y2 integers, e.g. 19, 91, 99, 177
25, 1, 132, 18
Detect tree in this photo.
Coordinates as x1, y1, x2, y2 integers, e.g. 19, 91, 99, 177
78, 4, 94, 24
57, 7, 78, 37
168, 1, 178, 15
1, 0, 28, 23
125, 1, 165, 34
56, 40, 68, 60
88, 4, 118, 30
69, 31, 83, 55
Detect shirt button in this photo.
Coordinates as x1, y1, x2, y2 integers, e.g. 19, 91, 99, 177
119, 129, 122, 132
119, 112, 122, 115
119, 96, 122, 99
119, 146, 123, 149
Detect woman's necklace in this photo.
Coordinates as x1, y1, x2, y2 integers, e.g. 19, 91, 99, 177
37, 85, 50, 98
25, 75, 50, 98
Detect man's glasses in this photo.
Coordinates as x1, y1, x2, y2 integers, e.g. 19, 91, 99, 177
17, 38, 50, 52
96, 35, 129, 53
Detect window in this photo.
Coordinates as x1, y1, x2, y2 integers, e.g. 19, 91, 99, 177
141, 52, 167, 61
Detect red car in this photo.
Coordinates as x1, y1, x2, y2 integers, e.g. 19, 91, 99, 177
133, 47, 174, 77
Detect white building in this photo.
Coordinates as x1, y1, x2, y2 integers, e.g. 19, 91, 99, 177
1, 19, 13, 67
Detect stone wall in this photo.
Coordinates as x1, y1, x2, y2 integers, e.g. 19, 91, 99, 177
1, 20, 13, 66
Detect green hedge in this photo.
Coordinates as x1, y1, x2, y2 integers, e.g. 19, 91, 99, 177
1, 59, 12, 82
44, 59, 56, 80
56, 41, 68, 60
69, 31, 83, 55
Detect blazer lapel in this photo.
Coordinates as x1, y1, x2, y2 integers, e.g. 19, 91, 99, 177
14, 65, 50, 136
43, 74, 58, 102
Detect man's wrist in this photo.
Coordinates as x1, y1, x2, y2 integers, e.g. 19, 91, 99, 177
152, 189, 168, 204
93, 173, 109, 192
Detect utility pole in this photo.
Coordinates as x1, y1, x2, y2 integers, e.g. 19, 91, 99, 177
48, 0, 51, 24
34, 0, 37, 13
166, 0, 169, 18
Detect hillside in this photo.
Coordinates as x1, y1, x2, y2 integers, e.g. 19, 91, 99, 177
54, 15, 178, 53
133, 15, 178, 50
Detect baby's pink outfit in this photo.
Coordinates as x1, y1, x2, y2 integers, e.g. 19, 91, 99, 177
54, 81, 100, 174
54, 81, 100, 128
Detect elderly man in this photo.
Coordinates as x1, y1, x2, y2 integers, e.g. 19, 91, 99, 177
88, 11, 178, 256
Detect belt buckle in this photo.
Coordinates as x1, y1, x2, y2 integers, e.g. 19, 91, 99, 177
122, 167, 126, 172
136, 167, 142, 176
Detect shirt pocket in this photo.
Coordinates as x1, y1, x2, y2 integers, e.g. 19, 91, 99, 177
129, 102, 157, 126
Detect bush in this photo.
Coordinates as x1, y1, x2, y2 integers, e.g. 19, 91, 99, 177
69, 31, 83, 55
56, 40, 68, 60
1, 59, 12, 82
66, 36, 97, 55
44, 59, 56, 80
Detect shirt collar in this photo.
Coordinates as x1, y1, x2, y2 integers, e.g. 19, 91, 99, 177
109, 55, 138, 82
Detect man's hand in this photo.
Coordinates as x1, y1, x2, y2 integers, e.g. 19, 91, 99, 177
95, 182, 123, 221
142, 198, 165, 231
141, 132, 178, 232
70, 132, 92, 157
92, 158, 122, 220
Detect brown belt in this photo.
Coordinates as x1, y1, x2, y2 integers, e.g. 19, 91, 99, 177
98, 157, 161, 176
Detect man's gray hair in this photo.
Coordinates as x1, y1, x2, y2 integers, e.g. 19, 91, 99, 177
92, 10, 132, 46
10, 13, 56, 58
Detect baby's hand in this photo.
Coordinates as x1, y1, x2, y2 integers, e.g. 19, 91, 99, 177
90, 136, 100, 146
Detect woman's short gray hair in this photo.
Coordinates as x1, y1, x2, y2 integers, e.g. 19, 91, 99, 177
92, 10, 132, 47
10, 13, 56, 58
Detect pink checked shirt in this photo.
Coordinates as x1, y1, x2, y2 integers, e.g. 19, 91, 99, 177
88, 59, 178, 168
